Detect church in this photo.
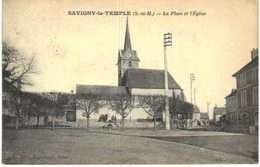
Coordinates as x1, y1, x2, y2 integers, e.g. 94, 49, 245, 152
76, 18, 184, 127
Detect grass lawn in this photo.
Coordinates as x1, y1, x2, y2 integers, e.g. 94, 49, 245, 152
2, 128, 258, 164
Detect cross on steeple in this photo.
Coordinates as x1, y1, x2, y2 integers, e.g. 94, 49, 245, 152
124, 17, 132, 52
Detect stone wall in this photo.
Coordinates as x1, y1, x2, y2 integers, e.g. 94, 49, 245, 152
73, 119, 161, 128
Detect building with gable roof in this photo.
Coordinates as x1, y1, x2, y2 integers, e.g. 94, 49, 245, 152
76, 18, 184, 127
225, 89, 238, 124
213, 105, 226, 124
231, 48, 258, 134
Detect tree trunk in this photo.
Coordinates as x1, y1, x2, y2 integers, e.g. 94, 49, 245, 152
87, 116, 90, 131
52, 109, 55, 130
177, 115, 180, 129
122, 117, 125, 130
15, 116, 19, 130
184, 114, 187, 128
36, 115, 40, 128
171, 115, 174, 130
153, 115, 156, 131
27, 114, 30, 129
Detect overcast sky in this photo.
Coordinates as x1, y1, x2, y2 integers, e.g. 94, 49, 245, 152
3, 0, 258, 118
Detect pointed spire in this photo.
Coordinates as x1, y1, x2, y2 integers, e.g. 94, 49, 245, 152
124, 17, 132, 51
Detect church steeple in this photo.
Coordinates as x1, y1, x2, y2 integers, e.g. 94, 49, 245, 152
124, 17, 132, 51
117, 17, 140, 86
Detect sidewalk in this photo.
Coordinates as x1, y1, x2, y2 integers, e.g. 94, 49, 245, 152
95, 128, 257, 161
95, 128, 245, 137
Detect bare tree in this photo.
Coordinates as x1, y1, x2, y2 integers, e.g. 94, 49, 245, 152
9, 92, 30, 130
106, 94, 134, 130
42, 92, 65, 130
138, 95, 164, 131
2, 41, 37, 88
76, 94, 104, 131
33, 94, 48, 128
23, 92, 46, 128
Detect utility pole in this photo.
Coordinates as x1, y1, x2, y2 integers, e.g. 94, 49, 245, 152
163, 32, 172, 130
193, 88, 196, 106
190, 73, 195, 104
207, 101, 211, 117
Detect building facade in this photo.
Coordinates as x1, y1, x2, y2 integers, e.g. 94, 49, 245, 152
213, 105, 226, 124
199, 112, 209, 126
225, 89, 238, 124
192, 105, 200, 126
232, 48, 258, 134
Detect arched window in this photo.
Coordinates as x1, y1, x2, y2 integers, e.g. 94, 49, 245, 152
129, 61, 132, 67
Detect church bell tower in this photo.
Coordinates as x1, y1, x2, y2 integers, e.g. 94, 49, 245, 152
117, 18, 140, 86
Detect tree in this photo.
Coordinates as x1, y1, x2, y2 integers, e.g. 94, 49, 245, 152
33, 94, 48, 128
22, 93, 35, 129
170, 97, 193, 128
24, 92, 48, 128
138, 95, 164, 131
41, 92, 65, 130
76, 94, 104, 131
106, 94, 134, 130
9, 91, 30, 130
2, 41, 36, 88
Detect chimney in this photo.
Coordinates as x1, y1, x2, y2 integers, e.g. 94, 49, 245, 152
251, 48, 258, 60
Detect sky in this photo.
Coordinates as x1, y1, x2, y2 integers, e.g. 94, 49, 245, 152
3, 0, 258, 119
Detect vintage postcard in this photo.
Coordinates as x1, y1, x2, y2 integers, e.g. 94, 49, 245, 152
2, 0, 258, 164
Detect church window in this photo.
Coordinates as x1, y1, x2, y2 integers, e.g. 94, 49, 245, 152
129, 61, 132, 67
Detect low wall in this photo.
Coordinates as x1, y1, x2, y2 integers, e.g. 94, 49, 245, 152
73, 119, 162, 128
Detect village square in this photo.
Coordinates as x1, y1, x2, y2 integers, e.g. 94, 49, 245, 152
2, 0, 258, 165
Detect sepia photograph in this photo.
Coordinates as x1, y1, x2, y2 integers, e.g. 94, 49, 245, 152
2, 0, 259, 164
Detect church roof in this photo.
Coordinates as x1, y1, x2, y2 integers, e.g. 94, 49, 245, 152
121, 68, 182, 90
76, 84, 127, 97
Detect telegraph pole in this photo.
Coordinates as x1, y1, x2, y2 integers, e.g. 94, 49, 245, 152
190, 73, 195, 104
163, 32, 172, 130
194, 88, 196, 106
207, 101, 211, 116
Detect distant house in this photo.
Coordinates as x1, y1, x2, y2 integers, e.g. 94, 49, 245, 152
192, 107, 209, 126
199, 112, 209, 126
232, 48, 258, 134
192, 105, 200, 126
213, 105, 226, 124
225, 89, 238, 124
